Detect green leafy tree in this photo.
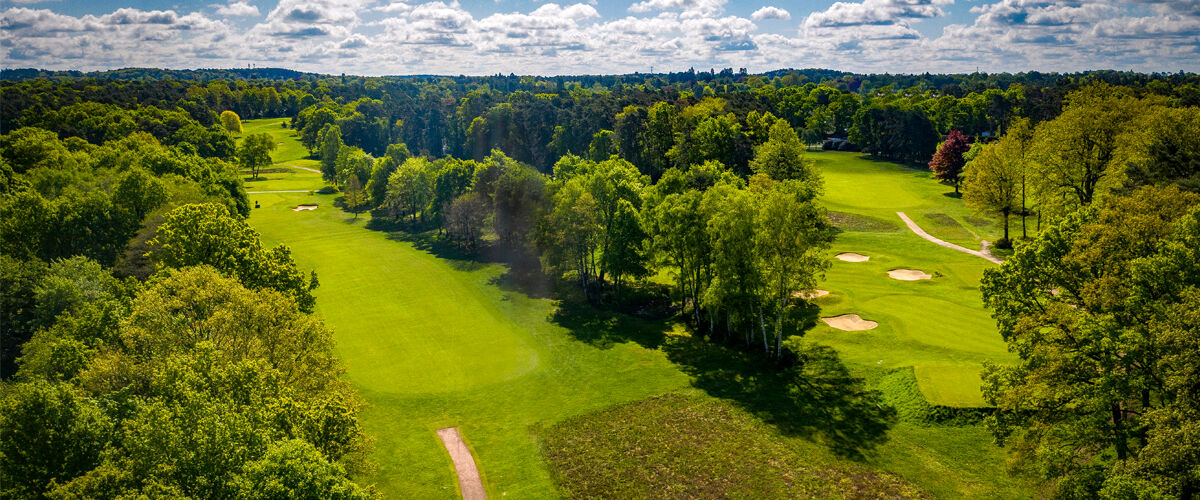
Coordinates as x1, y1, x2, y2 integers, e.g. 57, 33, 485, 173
0, 381, 114, 499
980, 186, 1200, 498
588, 129, 617, 162
238, 133, 277, 180
147, 203, 318, 312
750, 120, 816, 184
754, 178, 833, 357
236, 440, 373, 500
1029, 84, 1137, 217
384, 158, 434, 224
220, 110, 243, 134
961, 122, 1032, 245
319, 124, 344, 185
342, 176, 368, 220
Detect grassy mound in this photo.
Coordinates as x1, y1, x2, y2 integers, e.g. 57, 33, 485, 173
539, 392, 925, 499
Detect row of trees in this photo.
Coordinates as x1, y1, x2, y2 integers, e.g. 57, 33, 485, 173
948, 83, 1200, 498
955, 84, 1200, 245
369, 117, 832, 358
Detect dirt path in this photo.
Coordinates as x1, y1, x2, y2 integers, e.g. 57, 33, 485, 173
437, 428, 486, 500
896, 212, 1003, 264
273, 162, 322, 173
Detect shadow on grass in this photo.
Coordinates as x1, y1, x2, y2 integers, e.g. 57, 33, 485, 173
549, 297, 672, 350
664, 337, 897, 460
549, 292, 894, 459
362, 217, 555, 297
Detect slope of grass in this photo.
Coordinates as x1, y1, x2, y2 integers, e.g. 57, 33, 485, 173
241, 117, 310, 164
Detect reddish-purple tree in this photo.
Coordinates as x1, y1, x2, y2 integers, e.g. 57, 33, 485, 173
929, 130, 971, 194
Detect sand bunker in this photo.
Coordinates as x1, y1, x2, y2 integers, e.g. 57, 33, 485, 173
793, 289, 831, 299
293, 204, 318, 211
821, 314, 878, 331
887, 269, 932, 281
836, 252, 870, 262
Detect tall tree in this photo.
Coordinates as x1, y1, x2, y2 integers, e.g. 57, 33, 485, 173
238, 132, 276, 180
750, 120, 816, 184
1029, 83, 1137, 217
962, 139, 1021, 244
342, 176, 367, 220
318, 124, 343, 185
754, 178, 833, 357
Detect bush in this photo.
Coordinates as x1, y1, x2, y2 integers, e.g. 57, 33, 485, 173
994, 237, 1012, 249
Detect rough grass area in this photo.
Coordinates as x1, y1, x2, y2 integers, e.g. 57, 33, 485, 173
540, 392, 926, 500
828, 211, 903, 232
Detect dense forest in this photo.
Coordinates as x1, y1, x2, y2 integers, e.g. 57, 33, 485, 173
2, 67, 1199, 498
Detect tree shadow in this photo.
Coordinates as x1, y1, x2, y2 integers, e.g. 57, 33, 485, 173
549, 295, 672, 350
662, 336, 897, 460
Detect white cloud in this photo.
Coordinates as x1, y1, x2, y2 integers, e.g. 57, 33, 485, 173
214, 1, 260, 17
750, 6, 789, 20
1, 0, 1198, 75
628, 0, 725, 18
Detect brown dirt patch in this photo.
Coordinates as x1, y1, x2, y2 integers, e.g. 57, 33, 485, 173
835, 252, 870, 262
821, 314, 878, 331
887, 269, 932, 281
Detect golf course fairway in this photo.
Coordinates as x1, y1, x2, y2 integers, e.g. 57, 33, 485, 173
241, 119, 1030, 498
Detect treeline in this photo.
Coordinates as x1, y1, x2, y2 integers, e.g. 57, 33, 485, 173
942, 84, 1200, 498
0, 84, 374, 497
6, 68, 1199, 175
956, 83, 1200, 245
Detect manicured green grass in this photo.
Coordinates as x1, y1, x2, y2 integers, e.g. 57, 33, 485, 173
915, 364, 988, 408
243, 133, 1031, 497
810, 151, 1015, 407
241, 117, 310, 164
249, 192, 690, 498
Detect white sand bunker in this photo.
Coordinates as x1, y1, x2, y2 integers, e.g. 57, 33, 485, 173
793, 289, 831, 299
821, 314, 878, 331
887, 269, 933, 281
836, 252, 870, 262
293, 204, 318, 211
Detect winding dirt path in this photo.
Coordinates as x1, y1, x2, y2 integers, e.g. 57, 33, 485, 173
437, 428, 486, 500
896, 212, 1003, 264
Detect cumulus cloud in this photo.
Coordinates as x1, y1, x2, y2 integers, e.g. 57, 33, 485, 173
628, 0, 726, 18
214, 1, 260, 17
750, 6, 789, 20
804, 0, 950, 29
1, 0, 1199, 75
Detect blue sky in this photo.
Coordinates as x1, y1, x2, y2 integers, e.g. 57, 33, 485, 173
2, 0, 1198, 75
